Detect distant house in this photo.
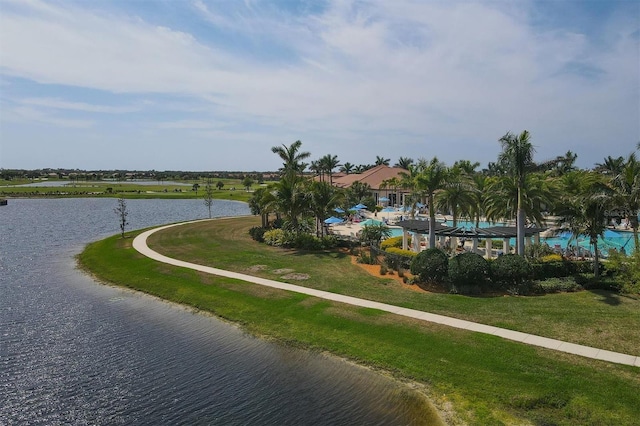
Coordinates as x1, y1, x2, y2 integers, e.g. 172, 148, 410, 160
331, 165, 409, 206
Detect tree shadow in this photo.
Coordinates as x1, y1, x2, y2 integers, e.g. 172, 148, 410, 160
588, 289, 622, 306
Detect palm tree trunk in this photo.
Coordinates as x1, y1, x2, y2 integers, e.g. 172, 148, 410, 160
517, 187, 525, 256
428, 194, 436, 249
593, 240, 600, 279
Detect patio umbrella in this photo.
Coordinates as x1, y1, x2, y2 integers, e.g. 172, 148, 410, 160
324, 216, 344, 224
353, 203, 367, 210
379, 196, 389, 202
334, 207, 345, 213
360, 218, 384, 227
381, 206, 395, 220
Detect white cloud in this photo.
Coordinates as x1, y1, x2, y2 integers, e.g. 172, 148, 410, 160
19, 97, 139, 113
0, 0, 637, 170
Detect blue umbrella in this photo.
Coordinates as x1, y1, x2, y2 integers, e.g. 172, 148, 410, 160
334, 207, 345, 213
324, 216, 344, 224
379, 196, 389, 202
353, 203, 367, 210
416, 202, 425, 208
381, 206, 395, 213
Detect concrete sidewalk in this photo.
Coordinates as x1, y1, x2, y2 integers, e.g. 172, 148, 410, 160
132, 220, 640, 368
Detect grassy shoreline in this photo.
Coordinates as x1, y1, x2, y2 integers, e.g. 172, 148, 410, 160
78, 219, 640, 425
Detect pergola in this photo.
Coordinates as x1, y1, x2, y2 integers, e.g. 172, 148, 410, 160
395, 219, 546, 258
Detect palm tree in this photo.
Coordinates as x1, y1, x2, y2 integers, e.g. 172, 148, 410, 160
484, 173, 554, 229
309, 160, 322, 180
556, 171, 612, 277
594, 155, 625, 176
308, 181, 343, 237
551, 150, 578, 176
268, 174, 309, 233
498, 130, 535, 255
415, 157, 449, 249
394, 157, 414, 170
471, 174, 492, 227
611, 152, 640, 252
340, 162, 355, 174
271, 140, 310, 178
452, 159, 480, 176
375, 156, 390, 166
319, 154, 340, 185
248, 186, 276, 228
435, 176, 476, 250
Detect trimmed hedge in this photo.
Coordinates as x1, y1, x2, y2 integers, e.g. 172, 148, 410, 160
448, 252, 490, 287
380, 235, 411, 250
410, 248, 448, 283
384, 247, 418, 258
491, 254, 532, 287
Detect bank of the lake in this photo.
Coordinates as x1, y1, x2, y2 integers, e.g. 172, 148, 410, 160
79, 217, 640, 425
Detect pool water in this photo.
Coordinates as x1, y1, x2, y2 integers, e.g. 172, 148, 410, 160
386, 222, 635, 256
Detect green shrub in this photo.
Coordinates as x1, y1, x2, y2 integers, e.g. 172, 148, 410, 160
320, 235, 339, 249
292, 233, 322, 250
379, 263, 388, 275
248, 226, 266, 242
410, 248, 448, 284
357, 250, 378, 265
448, 252, 490, 287
530, 261, 570, 280
535, 277, 583, 293
607, 251, 640, 294
263, 229, 293, 247
491, 254, 532, 287
526, 242, 555, 259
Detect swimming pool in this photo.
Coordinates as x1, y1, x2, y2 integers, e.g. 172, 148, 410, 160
386, 223, 635, 256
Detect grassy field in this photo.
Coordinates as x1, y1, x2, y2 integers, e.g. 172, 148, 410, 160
0, 179, 262, 202
79, 218, 640, 425
148, 217, 640, 356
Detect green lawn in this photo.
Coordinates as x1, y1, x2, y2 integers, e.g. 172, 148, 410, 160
78, 219, 640, 425
147, 217, 640, 356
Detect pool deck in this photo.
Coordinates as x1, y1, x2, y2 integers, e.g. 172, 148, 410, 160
133, 220, 639, 368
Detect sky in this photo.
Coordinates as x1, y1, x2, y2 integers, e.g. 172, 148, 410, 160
0, 0, 638, 172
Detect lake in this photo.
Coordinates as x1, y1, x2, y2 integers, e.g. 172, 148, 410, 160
0, 198, 438, 425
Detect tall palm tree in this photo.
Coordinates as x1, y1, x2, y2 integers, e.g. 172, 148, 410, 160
375, 156, 390, 166
394, 157, 414, 170
498, 130, 535, 255
611, 152, 640, 252
415, 157, 449, 249
271, 140, 310, 178
319, 154, 340, 185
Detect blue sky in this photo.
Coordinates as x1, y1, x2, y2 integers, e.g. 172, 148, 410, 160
0, 0, 638, 171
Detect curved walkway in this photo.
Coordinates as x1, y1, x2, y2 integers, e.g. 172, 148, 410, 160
133, 220, 639, 368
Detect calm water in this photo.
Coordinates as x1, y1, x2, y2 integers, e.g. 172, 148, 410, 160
0, 198, 438, 425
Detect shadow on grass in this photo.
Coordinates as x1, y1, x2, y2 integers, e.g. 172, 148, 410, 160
589, 289, 622, 306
